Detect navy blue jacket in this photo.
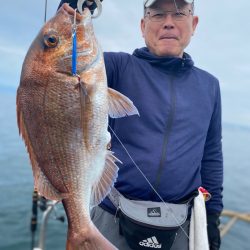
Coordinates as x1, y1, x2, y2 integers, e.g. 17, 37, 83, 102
101, 48, 223, 214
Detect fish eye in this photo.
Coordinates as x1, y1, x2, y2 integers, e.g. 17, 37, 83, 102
44, 33, 59, 48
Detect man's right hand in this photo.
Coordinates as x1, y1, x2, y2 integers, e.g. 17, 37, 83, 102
58, 0, 103, 14
81, 0, 103, 13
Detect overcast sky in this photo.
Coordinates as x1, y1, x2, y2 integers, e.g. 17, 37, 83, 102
0, 0, 249, 126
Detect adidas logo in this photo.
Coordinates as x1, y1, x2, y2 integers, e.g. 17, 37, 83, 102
139, 236, 162, 248
147, 207, 161, 217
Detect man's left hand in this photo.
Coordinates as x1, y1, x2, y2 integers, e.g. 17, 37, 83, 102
207, 213, 221, 250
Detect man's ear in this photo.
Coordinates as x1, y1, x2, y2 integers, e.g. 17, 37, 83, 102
192, 16, 199, 35
141, 18, 146, 38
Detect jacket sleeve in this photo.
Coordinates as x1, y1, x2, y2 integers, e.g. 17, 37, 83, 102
201, 80, 223, 214
103, 52, 120, 88
58, 0, 77, 10
103, 52, 130, 89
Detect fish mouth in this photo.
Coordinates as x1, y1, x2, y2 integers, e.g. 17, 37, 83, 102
59, 3, 92, 29
61, 3, 88, 21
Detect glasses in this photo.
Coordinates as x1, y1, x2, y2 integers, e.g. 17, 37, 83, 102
146, 9, 193, 22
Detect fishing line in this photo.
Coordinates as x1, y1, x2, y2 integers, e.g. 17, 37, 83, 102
44, 0, 48, 23
108, 125, 190, 240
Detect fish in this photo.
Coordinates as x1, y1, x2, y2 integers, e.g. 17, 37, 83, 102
16, 3, 138, 250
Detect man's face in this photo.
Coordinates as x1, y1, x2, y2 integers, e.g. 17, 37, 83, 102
141, 0, 198, 57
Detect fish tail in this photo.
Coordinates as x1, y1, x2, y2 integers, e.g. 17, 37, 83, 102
66, 222, 117, 250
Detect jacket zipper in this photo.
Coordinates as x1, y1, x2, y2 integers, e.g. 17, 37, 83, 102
153, 76, 176, 195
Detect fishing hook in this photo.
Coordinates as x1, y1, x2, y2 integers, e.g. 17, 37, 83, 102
77, 0, 102, 18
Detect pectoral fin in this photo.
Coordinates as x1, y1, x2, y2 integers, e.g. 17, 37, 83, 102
108, 88, 139, 118
90, 151, 122, 207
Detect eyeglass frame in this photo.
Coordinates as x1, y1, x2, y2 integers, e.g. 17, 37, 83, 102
145, 8, 194, 22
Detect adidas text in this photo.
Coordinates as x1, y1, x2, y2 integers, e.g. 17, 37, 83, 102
139, 236, 162, 249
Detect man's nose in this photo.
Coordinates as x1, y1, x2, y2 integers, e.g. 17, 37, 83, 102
162, 14, 175, 29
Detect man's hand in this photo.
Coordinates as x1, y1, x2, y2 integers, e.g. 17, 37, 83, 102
58, 0, 103, 14
207, 213, 221, 250
83, 0, 103, 13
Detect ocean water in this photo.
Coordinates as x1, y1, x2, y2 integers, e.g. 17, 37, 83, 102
0, 90, 250, 250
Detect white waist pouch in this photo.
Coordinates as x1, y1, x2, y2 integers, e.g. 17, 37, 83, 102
119, 195, 189, 229
116, 195, 192, 250
108, 188, 195, 250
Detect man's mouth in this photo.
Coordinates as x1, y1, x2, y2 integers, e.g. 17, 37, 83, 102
159, 35, 178, 40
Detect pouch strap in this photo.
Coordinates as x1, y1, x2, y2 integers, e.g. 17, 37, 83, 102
108, 187, 121, 208
108, 187, 198, 208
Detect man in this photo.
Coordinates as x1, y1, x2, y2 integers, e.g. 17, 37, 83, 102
58, 0, 223, 249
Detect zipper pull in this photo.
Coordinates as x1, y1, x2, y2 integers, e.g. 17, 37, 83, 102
182, 57, 186, 67
114, 206, 120, 223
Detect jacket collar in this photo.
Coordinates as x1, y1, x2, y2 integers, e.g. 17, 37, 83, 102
133, 47, 194, 75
